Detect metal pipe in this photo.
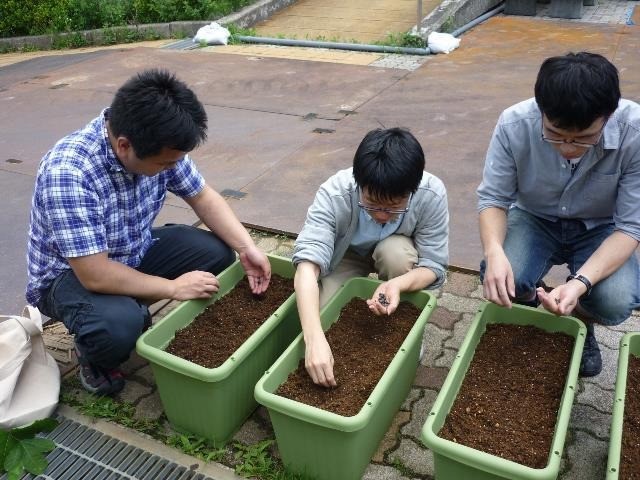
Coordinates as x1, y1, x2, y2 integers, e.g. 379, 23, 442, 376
234, 35, 431, 55
233, 2, 506, 56
450, 3, 506, 38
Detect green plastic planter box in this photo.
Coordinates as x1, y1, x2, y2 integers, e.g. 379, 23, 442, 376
606, 332, 640, 479
136, 254, 300, 444
421, 302, 586, 480
254, 277, 436, 480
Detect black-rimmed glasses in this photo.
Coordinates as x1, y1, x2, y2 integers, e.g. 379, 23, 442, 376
358, 194, 410, 215
541, 117, 608, 148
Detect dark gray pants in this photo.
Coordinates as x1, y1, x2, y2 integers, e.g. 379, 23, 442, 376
38, 225, 235, 369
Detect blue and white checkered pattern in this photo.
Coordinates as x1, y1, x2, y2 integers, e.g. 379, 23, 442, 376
26, 109, 205, 305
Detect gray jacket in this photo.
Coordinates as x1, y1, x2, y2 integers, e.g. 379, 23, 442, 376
293, 168, 449, 287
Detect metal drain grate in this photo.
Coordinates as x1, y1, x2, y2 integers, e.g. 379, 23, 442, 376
161, 39, 199, 50
1, 418, 216, 480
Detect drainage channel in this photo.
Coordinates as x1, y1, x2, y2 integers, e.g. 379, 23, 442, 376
1, 417, 218, 480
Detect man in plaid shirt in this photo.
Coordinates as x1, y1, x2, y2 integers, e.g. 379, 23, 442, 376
27, 69, 271, 395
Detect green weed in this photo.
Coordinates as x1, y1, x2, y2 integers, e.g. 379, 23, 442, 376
166, 433, 227, 462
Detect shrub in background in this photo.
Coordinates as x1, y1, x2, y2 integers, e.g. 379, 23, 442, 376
0, 0, 256, 38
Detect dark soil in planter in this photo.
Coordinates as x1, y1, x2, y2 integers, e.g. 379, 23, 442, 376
165, 274, 294, 368
620, 355, 640, 479
440, 323, 573, 469
276, 298, 421, 417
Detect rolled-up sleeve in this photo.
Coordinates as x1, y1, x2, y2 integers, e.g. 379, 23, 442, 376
477, 116, 518, 213
614, 145, 640, 241
292, 187, 337, 277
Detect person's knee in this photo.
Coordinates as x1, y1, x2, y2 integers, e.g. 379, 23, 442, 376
581, 287, 635, 326
374, 236, 417, 280
77, 302, 148, 368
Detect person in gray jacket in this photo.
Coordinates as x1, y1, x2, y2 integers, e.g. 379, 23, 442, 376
293, 128, 449, 387
478, 52, 640, 378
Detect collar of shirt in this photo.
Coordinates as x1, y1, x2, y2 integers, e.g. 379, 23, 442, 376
100, 108, 126, 174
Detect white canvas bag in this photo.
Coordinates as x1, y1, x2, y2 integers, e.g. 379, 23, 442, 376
0, 306, 60, 429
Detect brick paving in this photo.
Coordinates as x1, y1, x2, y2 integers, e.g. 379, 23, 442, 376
53, 230, 640, 479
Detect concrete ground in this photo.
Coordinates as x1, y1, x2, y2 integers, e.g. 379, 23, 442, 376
2, 1, 640, 479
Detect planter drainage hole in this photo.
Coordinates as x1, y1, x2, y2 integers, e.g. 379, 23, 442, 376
569, 385, 574, 390
554, 451, 560, 455
367, 402, 372, 406
430, 412, 435, 416
400, 348, 405, 352
618, 398, 623, 402
230, 356, 235, 361
624, 343, 628, 347
611, 468, 617, 472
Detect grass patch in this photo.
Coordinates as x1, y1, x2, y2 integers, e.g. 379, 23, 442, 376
60, 376, 305, 479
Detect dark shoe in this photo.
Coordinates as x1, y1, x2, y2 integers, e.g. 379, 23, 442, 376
579, 324, 602, 377
76, 346, 125, 396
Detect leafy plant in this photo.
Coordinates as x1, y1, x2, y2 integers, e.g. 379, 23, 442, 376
166, 433, 227, 462
374, 32, 425, 48
0, 418, 58, 480
76, 396, 160, 434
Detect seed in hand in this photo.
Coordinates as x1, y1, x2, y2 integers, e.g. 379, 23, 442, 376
378, 293, 390, 307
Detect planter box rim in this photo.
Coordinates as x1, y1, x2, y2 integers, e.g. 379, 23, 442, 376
606, 331, 640, 479
422, 301, 586, 480
255, 277, 436, 432
136, 253, 296, 383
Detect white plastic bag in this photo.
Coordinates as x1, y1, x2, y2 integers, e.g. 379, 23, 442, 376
427, 32, 461, 54
193, 22, 231, 46
0, 306, 60, 429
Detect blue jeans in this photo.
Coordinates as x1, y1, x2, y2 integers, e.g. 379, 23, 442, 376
38, 224, 235, 369
480, 208, 640, 326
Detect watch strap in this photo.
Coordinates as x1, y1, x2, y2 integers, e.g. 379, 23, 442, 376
566, 273, 592, 296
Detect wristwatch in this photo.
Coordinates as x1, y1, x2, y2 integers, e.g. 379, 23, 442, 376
566, 273, 592, 296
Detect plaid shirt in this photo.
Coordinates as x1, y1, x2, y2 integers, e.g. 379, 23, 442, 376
26, 109, 205, 305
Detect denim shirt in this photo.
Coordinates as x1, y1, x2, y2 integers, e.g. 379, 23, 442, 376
477, 98, 640, 241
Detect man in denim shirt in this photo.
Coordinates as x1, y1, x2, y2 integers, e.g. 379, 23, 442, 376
477, 52, 640, 377
27, 70, 271, 395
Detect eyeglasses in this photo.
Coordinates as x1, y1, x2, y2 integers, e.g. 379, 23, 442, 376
358, 194, 410, 215
541, 117, 607, 149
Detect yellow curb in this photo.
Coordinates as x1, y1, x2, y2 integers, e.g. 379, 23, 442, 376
201, 44, 382, 65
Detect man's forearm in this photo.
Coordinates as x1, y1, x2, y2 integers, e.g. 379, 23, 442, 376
389, 266, 437, 292
70, 256, 174, 300
294, 262, 323, 342
479, 207, 508, 258
576, 231, 639, 285
187, 185, 255, 253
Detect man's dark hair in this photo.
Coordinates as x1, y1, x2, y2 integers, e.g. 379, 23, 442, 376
109, 69, 207, 159
352, 128, 425, 201
534, 52, 620, 130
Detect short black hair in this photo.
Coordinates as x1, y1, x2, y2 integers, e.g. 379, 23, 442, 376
534, 52, 620, 130
109, 69, 207, 159
352, 128, 425, 201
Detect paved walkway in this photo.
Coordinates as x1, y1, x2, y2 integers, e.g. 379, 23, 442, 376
253, 0, 441, 43
55, 231, 640, 480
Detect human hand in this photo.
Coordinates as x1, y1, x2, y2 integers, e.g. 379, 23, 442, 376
367, 281, 400, 316
239, 246, 271, 294
171, 271, 220, 300
536, 282, 584, 316
304, 334, 336, 387
482, 251, 515, 308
